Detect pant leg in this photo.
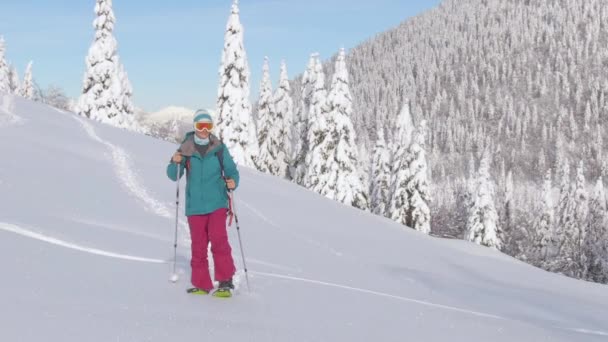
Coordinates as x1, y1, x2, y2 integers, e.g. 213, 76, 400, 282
187, 215, 214, 291
207, 208, 236, 282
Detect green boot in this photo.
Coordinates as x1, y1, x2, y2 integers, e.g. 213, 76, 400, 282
213, 279, 234, 298
186, 288, 210, 295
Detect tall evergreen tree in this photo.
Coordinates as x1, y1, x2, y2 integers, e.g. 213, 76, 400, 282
570, 161, 589, 278
257, 57, 274, 149
548, 157, 574, 270
304, 55, 331, 193
256, 57, 286, 176
388, 101, 414, 223
215, 0, 258, 167
586, 177, 608, 283
404, 120, 431, 233
323, 48, 368, 209
0, 36, 10, 93
294, 54, 319, 184
465, 153, 502, 250
20, 61, 34, 100
532, 168, 554, 263
116, 63, 137, 128
8, 64, 20, 94
371, 119, 391, 217
77, 0, 136, 130
274, 60, 294, 179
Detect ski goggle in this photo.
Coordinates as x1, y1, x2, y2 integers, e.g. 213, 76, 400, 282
194, 122, 213, 132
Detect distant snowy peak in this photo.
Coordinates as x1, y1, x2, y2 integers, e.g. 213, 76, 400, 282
142, 106, 202, 124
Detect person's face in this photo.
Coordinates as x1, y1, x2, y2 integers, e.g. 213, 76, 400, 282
195, 129, 210, 139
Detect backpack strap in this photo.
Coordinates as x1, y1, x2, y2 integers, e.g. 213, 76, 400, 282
215, 145, 234, 226
185, 157, 191, 178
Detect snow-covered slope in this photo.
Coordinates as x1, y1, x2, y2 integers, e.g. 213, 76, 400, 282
1, 94, 607, 341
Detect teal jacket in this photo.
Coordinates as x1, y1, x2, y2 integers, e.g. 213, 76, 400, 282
166, 132, 240, 216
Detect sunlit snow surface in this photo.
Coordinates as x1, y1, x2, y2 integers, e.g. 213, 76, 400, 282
1, 94, 607, 341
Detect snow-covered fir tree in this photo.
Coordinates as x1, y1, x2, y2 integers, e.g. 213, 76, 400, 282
273, 60, 294, 179
548, 157, 573, 269
323, 48, 368, 209
256, 57, 286, 176
293, 54, 318, 184
20, 61, 34, 100
465, 153, 502, 250
550, 160, 589, 278
370, 119, 391, 217
0, 36, 10, 93
388, 101, 415, 224
504, 170, 513, 229
586, 177, 608, 283
8, 64, 20, 94
403, 120, 431, 233
77, 0, 137, 130
532, 169, 554, 263
215, 0, 258, 167
570, 161, 589, 278
256, 57, 274, 148
303, 55, 331, 192
116, 63, 137, 129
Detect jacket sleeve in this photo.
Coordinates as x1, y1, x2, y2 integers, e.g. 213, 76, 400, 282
166, 158, 186, 181
222, 145, 240, 189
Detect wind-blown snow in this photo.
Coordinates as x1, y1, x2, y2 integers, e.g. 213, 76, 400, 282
1, 94, 608, 342
0, 93, 22, 126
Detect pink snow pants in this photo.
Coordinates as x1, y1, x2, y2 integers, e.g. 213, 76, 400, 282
187, 208, 236, 291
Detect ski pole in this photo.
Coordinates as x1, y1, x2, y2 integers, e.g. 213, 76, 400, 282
229, 190, 250, 292
170, 163, 181, 283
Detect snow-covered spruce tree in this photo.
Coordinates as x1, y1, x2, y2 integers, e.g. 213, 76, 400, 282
547, 157, 573, 270
215, 0, 258, 167
323, 48, 369, 210
303, 55, 331, 192
77, 0, 136, 130
116, 63, 137, 130
20, 61, 34, 100
8, 64, 20, 94
256, 57, 274, 149
586, 177, 608, 283
569, 161, 589, 278
504, 169, 513, 230
0, 36, 10, 93
293, 54, 318, 184
370, 119, 392, 217
404, 120, 431, 233
256, 57, 285, 176
465, 153, 502, 250
273, 60, 294, 179
531, 168, 554, 264
550, 160, 589, 278
388, 100, 415, 224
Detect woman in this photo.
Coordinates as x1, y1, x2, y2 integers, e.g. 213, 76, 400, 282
166, 109, 240, 297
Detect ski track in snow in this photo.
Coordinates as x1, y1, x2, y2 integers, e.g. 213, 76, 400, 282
0, 222, 166, 264
561, 328, 608, 337
2, 221, 607, 338
73, 116, 172, 220
251, 271, 608, 337
251, 270, 504, 319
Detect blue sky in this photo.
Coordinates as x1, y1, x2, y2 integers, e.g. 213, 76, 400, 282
0, 0, 441, 112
